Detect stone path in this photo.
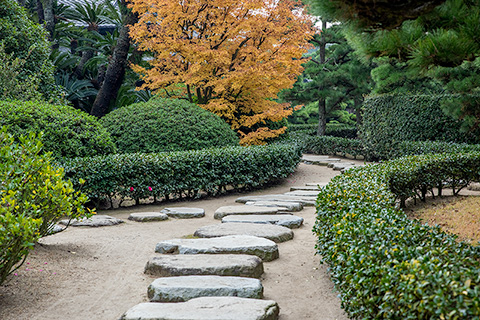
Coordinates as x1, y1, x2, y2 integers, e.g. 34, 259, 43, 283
119, 154, 359, 319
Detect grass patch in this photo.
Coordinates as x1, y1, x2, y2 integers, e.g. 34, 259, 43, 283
407, 195, 480, 245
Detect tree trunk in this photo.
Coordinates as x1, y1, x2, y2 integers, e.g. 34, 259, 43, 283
317, 20, 328, 136
41, 0, 54, 40
90, 3, 137, 118
37, 0, 44, 24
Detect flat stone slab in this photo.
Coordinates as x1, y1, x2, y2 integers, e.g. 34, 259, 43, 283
120, 297, 279, 320
302, 155, 341, 165
155, 235, 279, 262
148, 276, 263, 302
214, 206, 283, 219
236, 195, 315, 206
289, 186, 323, 191
327, 162, 355, 169
193, 223, 293, 243
222, 214, 304, 229
129, 212, 168, 222
144, 254, 263, 278
305, 182, 329, 187
284, 190, 320, 197
160, 207, 205, 219
59, 215, 123, 227
244, 201, 302, 212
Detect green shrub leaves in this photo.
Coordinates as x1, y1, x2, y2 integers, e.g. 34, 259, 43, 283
315, 152, 480, 319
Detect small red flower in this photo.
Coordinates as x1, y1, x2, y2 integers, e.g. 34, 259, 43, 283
130, 187, 134, 192
148, 186, 152, 191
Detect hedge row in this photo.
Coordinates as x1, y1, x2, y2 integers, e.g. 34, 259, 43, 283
294, 134, 480, 161
361, 94, 480, 153
61, 144, 302, 207
315, 152, 480, 319
287, 123, 358, 139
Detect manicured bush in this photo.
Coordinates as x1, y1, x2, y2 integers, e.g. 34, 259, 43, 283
287, 123, 358, 139
0, 0, 58, 100
100, 98, 239, 153
302, 135, 364, 158
61, 144, 302, 207
361, 94, 480, 158
0, 100, 116, 159
315, 152, 480, 319
0, 127, 92, 285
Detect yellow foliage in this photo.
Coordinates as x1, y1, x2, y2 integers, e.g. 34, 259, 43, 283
128, 0, 314, 141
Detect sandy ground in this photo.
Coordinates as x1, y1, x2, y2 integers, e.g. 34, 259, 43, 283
0, 161, 365, 320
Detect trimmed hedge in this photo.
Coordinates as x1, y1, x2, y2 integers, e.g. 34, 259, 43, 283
287, 123, 358, 139
100, 98, 239, 153
361, 94, 480, 158
61, 144, 302, 207
0, 100, 116, 158
315, 152, 480, 319
302, 135, 364, 158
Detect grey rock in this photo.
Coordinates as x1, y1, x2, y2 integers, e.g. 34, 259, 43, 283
301, 155, 341, 166
47, 224, 64, 235
193, 223, 293, 243
331, 163, 355, 170
222, 214, 304, 229
289, 186, 323, 191
144, 254, 264, 278
147, 276, 263, 302
59, 215, 123, 227
468, 182, 480, 191
128, 212, 168, 222
214, 206, 282, 219
283, 190, 320, 197
244, 201, 303, 212
235, 195, 315, 206
305, 182, 329, 187
120, 297, 279, 320
155, 235, 279, 262
161, 207, 205, 219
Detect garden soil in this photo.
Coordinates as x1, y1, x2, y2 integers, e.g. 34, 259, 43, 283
0, 162, 362, 320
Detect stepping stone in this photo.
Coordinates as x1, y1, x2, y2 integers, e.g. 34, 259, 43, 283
58, 215, 123, 227
120, 297, 279, 320
161, 207, 205, 219
194, 223, 293, 243
302, 155, 341, 165
47, 224, 64, 235
214, 206, 283, 219
284, 190, 320, 197
327, 162, 354, 169
244, 201, 303, 212
148, 276, 263, 302
305, 182, 329, 187
144, 254, 263, 278
155, 235, 279, 262
128, 212, 168, 222
222, 214, 304, 229
236, 195, 315, 206
289, 186, 323, 191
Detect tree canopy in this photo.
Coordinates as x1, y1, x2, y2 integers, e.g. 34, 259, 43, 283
129, 0, 314, 145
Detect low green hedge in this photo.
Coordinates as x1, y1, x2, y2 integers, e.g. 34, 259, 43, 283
302, 135, 364, 158
315, 152, 480, 319
287, 123, 358, 139
61, 144, 302, 207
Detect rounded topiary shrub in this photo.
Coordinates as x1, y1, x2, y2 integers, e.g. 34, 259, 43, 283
0, 100, 116, 158
100, 98, 239, 153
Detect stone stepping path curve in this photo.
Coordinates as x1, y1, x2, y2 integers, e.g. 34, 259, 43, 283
59, 214, 124, 227
160, 207, 205, 219
120, 297, 279, 320
155, 235, 279, 262
128, 212, 168, 222
221, 214, 304, 229
121, 154, 360, 319
193, 223, 294, 243
147, 275, 263, 302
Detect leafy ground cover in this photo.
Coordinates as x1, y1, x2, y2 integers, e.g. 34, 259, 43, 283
408, 195, 480, 245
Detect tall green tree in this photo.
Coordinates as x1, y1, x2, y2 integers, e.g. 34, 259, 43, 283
282, 23, 373, 134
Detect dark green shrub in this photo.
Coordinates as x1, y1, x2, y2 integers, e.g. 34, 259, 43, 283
61, 144, 302, 207
286, 123, 357, 139
0, 127, 91, 285
315, 152, 480, 319
0, 100, 116, 159
0, 0, 58, 100
361, 94, 480, 159
302, 135, 364, 157
100, 98, 239, 153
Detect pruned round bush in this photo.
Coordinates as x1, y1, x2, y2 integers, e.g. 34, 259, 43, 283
100, 98, 239, 153
0, 100, 116, 158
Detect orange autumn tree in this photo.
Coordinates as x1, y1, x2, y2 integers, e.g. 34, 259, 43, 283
128, 0, 314, 145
